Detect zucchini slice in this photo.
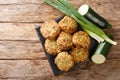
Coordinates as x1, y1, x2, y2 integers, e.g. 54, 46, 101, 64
78, 4, 112, 29
91, 34, 113, 64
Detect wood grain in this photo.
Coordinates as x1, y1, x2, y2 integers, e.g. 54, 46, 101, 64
0, 60, 89, 80
0, 0, 119, 5
0, 4, 62, 22
0, 60, 54, 78
0, 59, 119, 80
0, 39, 119, 59
0, 41, 46, 60
0, 0, 119, 22
0, 0, 43, 4
0, 23, 39, 40
0, 0, 120, 80
0, 22, 119, 40
0, 23, 119, 59
89, 59, 120, 80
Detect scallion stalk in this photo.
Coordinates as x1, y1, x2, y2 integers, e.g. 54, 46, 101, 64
44, 0, 117, 45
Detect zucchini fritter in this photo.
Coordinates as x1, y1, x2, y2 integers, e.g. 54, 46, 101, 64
45, 39, 61, 55
72, 31, 90, 48
57, 31, 73, 50
55, 52, 74, 71
40, 20, 61, 39
59, 16, 78, 34
70, 47, 89, 63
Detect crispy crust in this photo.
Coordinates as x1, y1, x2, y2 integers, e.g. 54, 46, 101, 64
72, 31, 90, 48
70, 47, 89, 63
57, 31, 73, 50
45, 39, 61, 55
59, 16, 78, 34
40, 20, 61, 39
55, 52, 74, 71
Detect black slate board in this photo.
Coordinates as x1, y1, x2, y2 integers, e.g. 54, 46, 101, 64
35, 27, 62, 76
35, 16, 98, 76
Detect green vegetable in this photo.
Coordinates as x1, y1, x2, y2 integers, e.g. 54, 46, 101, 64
78, 4, 112, 29
91, 34, 113, 64
44, 0, 117, 45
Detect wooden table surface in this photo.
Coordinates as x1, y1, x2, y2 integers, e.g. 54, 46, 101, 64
0, 0, 120, 80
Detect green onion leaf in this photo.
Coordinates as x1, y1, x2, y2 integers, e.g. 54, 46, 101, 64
44, 0, 117, 45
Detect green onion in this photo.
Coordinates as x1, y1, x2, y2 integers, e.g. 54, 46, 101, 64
83, 28, 104, 43
44, 0, 117, 45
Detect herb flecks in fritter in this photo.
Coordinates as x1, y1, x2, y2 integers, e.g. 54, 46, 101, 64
55, 52, 74, 71
40, 20, 61, 39
72, 31, 90, 49
70, 47, 89, 63
57, 31, 73, 50
45, 39, 61, 55
59, 16, 78, 34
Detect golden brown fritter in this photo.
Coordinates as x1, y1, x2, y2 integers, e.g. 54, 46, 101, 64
70, 47, 89, 63
45, 39, 61, 55
59, 16, 78, 34
57, 31, 73, 50
40, 20, 61, 39
55, 52, 74, 71
72, 31, 90, 48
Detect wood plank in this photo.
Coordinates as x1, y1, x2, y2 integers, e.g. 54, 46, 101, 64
0, 0, 119, 80
0, 39, 119, 60
0, 0, 119, 22
0, 41, 45, 59
0, 4, 63, 22
0, 60, 54, 78
0, 22, 120, 41
108, 39, 120, 59
89, 59, 120, 80
103, 22, 120, 39
0, 0, 42, 4
0, 60, 89, 80
0, 0, 119, 5
0, 23, 39, 40
0, 59, 119, 80
0, 22, 120, 59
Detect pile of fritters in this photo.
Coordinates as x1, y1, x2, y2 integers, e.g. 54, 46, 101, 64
40, 16, 90, 71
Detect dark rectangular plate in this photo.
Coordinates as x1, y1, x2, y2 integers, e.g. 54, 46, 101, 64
35, 16, 98, 75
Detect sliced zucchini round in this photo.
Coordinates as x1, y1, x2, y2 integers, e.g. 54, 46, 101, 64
91, 34, 113, 64
78, 4, 89, 15
91, 54, 105, 64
